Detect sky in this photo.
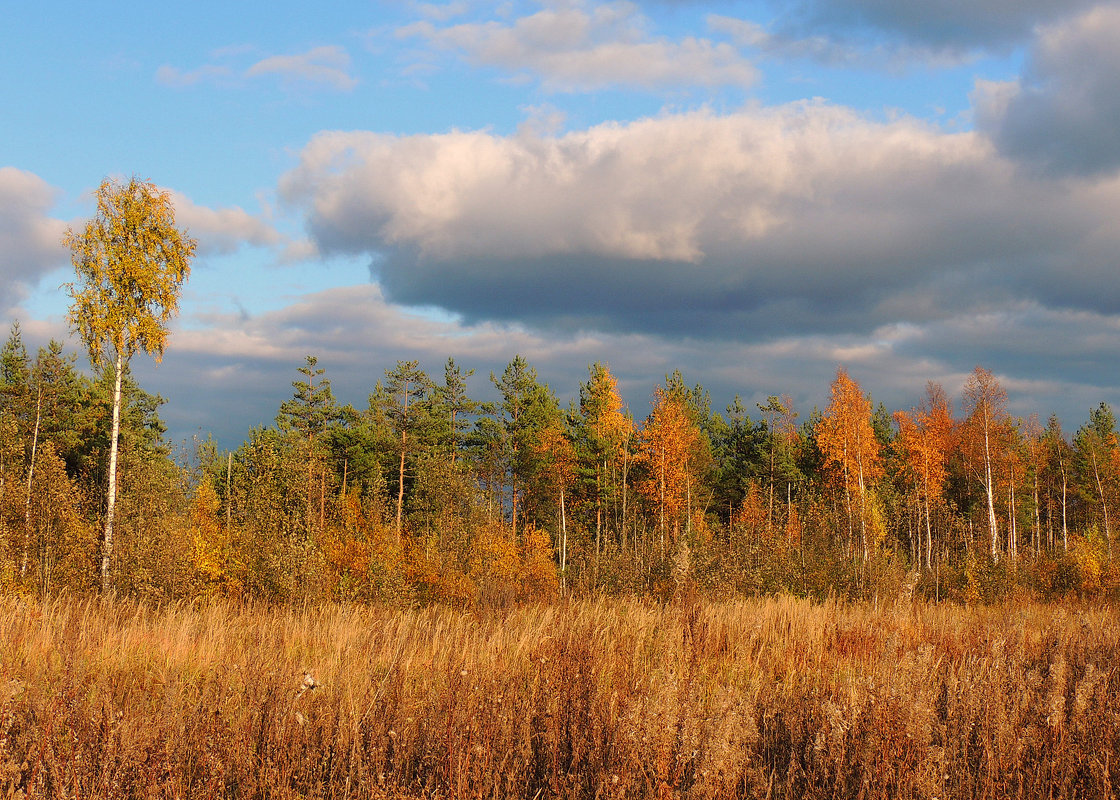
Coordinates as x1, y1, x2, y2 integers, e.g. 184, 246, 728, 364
4, 0, 1120, 448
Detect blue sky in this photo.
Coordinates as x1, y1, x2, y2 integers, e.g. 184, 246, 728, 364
4, 0, 1120, 446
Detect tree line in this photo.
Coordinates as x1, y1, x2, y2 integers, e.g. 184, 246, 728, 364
1, 328, 1117, 603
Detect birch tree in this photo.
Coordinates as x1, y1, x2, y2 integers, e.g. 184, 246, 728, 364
64, 177, 195, 593
961, 367, 1008, 560
817, 368, 883, 562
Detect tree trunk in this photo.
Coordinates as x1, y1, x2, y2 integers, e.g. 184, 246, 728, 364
1056, 441, 1069, 552
983, 413, 999, 559
20, 383, 42, 579
559, 486, 567, 596
621, 443, 630, 553
1033, 474, 1040, 557
1091, 450, 1112, 559
595, 463, 602, 560
225, 452, 233, 532
101, 350, 124, 594
768, 440, 775, 531
924, 490, 933, 572
396, 430, 406, 542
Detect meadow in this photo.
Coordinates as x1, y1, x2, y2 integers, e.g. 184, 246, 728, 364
1, 595, 1117, 799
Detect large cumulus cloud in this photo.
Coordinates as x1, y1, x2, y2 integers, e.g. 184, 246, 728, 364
279, 104, 1118, 340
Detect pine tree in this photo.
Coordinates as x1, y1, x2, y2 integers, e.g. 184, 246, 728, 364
1074, 403, 1117, 558
381, 360, 436, 541
490, 356, 554, 538
277, 355, 342, 538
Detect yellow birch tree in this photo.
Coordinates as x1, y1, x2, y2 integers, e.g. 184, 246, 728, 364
817, 367, 883, 561
64, 177, 195, 593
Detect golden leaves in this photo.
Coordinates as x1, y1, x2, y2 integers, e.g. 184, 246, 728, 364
64, 177, 196, 366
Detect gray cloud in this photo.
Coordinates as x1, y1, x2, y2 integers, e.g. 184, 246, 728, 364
279, 105, 1117, 344
0, 167, 67, 311
131, 284, 1120, 449
976, 5, 1120, 178
765, 0, 1099, 54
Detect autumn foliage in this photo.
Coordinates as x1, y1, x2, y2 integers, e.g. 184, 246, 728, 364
4, 317, 1120, 604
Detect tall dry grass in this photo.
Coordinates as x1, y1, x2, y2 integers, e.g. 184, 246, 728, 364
1, 594, 1117, 798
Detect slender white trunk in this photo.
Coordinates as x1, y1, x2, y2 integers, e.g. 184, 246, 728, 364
595, 463, 602, 559
559, 486, 567, 595
21, 384, 43, 579
101, 350, 124, 594
621, 441, 630, 553
225, 452, 232, 532
686, 470, 692, 538
925, 493, 933, 571
1056, 440, 1068, 552
842, 441, 854, 557
1008, 481, 1016, 561
396, 428, 406, 541
983, 412, 999, 559
857, 455, 867, 562
1033, 474, 1041, 557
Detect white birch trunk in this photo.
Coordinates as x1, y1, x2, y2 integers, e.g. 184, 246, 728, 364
100, 350, 124, 594
21, 384, 42, 579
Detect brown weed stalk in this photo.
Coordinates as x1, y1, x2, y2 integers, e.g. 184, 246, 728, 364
0, 595, 1117, 798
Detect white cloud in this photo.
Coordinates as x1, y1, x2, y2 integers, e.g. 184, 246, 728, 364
155, 63, 235, 88
413, 1, 470, 22
157, 44, 357, 92
0, 167, 67, 311
166, 191, 284, 256
246, 45, 358, 91
398, 1, 757, 90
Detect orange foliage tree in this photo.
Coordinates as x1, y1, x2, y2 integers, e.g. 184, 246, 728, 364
532, 417, 576, 592
579, 363, 633, 557
894, 382, 953, 570
817, 367, 883, 561
636, 387, 701, 555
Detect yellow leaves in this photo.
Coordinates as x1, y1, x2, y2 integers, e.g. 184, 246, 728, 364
189, 482, 241, 598
732, 482, 768, 536
636, 386, 702, 542
519, 524, 559, 602
894, 383, 953, 507
817, 367, 883, 493
64, 177, 196, 366
817, 367, 885, 558
581, 362, 633, 456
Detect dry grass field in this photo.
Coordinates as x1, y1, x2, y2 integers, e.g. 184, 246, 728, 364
1, 595, 1118, 799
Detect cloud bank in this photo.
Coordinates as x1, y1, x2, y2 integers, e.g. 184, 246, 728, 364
279, 103, 1120, 343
